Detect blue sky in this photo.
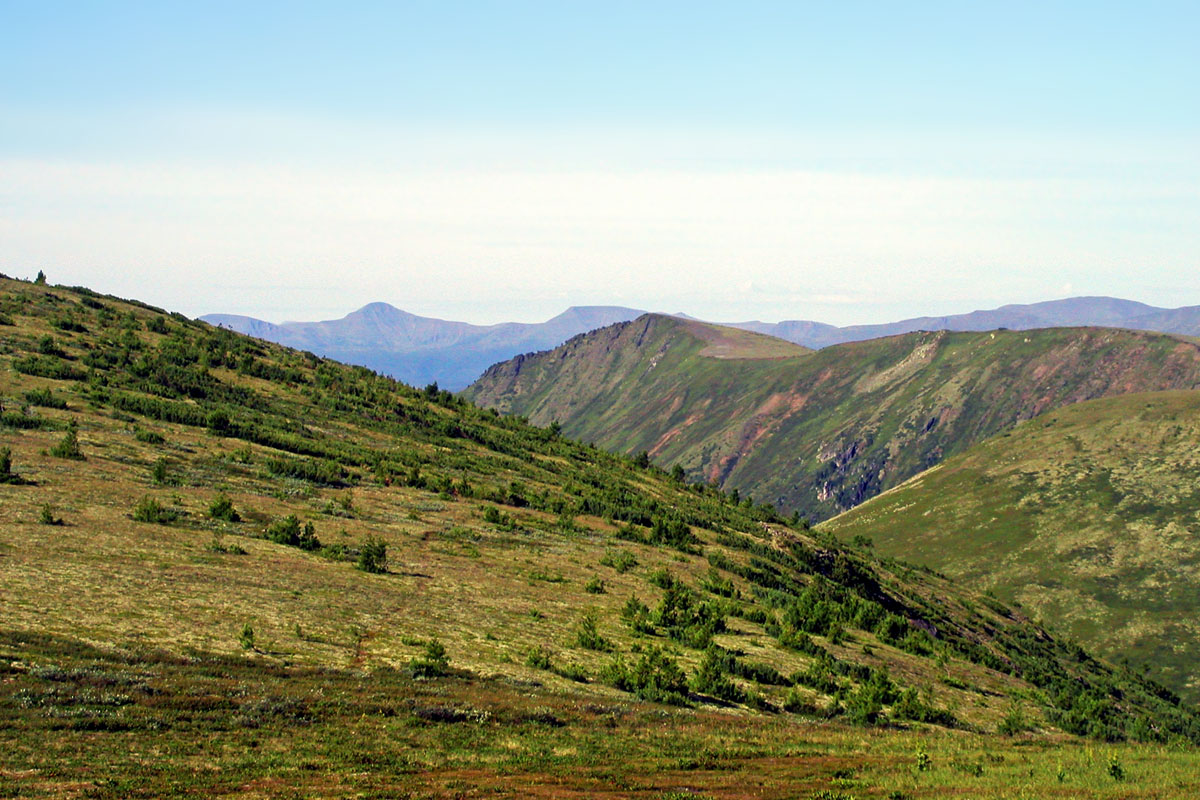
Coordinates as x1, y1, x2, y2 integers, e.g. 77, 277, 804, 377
2, 1, 1197, 323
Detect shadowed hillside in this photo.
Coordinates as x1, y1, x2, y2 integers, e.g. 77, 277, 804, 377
466, 314, 1200, 522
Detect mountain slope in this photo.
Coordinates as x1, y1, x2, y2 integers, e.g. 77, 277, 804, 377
731, 296, 1200, 349
201, 302, 645, 390
465, 315, 1200, 522
4, 273, 1200, 791
822, 390, 1200, 702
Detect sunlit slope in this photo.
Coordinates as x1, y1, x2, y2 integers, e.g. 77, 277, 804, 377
1, 275, 1197, 749
823, 390, 1200, 702
467, 316, 1200, 522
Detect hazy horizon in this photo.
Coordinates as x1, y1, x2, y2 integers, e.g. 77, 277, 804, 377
4, 2, 1197, 326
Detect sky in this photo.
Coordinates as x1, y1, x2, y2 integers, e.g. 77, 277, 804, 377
2, 1, 1198, 325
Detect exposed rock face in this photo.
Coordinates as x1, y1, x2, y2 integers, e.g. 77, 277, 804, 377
467, 316, 1200, 521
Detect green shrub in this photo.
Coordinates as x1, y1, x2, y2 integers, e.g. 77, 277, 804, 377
13, 355, 85, 381
49, 421, 85, 460
601, 646, 689, 705
132, 496, 179, 525
133, 428, 165, 444
997, 703, 1032, 736
356, 536, 388, 573
526, 646, 554, 671
38, 503, 63, 526
0, 447, 24, 484
409, 639, 450, 678
239, 623, 255, 650
599, 548, 637, 573
621, 594, 655, 634
574, 610, 613, 651
23, 387, 67, 409
208, 493, 240, 522
265, 515, 321, 551
690, 649, 745, 703
584, 575, 606, 594
150, 457, 170, 485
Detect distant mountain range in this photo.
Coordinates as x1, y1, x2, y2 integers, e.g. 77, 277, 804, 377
202, 296, 1200, 389
201, 304, 644, 390
728, 296, 1200, 348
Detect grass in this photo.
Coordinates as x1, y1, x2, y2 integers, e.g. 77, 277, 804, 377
2, 275, 1199, 793
824, 390, 1200, 704
3, 631, 1200, 798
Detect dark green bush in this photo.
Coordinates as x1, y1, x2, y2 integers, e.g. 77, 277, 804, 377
132, 496, 178, 525
408, 639, 450, 678
208, 493, 240, 522
49, 421, 85, 460
265, 515, 321, 551
23, 387, 67, 409
356, 536, 387, 573
600, 646, 689, 705
574, 610, 613, 651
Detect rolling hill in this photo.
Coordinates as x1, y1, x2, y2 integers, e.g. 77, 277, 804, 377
202, 302, 644, 390
821, 390, 1200, 703
465, 314, 1200, 522
4, 275, 1199, 795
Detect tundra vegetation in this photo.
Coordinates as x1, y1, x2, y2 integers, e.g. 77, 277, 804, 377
1, 275, 1200, 797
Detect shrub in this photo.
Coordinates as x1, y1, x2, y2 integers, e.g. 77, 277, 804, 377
49, 421, 85, 460
409, 639, 450, 678
38, 504, 63, 525
997, 703, 1032, 736
132, 495, 179, 525
690, 649, 745, 703
601, 646, 689, 705
356, 536, 388, 573
526, 646, 554, 671
23, 387, 67, 409
584, 576, 606, 594
239, 624, 255, 650
265, 515, 321, 551
621, 594, 655, 634
574, 610, 613, 651
0, 447, 23, 484
133, 428, 165, 444
150, 457, 170, 485
600, 548, 637, 573
208, 493, 240, 522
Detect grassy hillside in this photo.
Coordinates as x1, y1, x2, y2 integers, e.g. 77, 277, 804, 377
465, 314, 1200, 523
3, 276, 1200, 796
822, 390, 1200, 704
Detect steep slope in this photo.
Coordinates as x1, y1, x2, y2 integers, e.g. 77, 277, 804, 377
822, 390, 1200, 703
466, 315, 1200, 522
731, 296, 1200, 349
5, 276, 1200, 797
201, 302, 645, 390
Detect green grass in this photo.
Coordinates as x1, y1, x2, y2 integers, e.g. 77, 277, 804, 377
824, 390, 1200, 703
2, 275, 1199, 793
4, 630, 1200, 799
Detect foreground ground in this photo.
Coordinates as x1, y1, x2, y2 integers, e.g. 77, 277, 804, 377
2, 632, 1198, 799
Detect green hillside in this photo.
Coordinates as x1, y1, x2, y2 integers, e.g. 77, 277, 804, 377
465, 314, 1200, 522
3, 276, 1200, 796
823, 390, 1200, 704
